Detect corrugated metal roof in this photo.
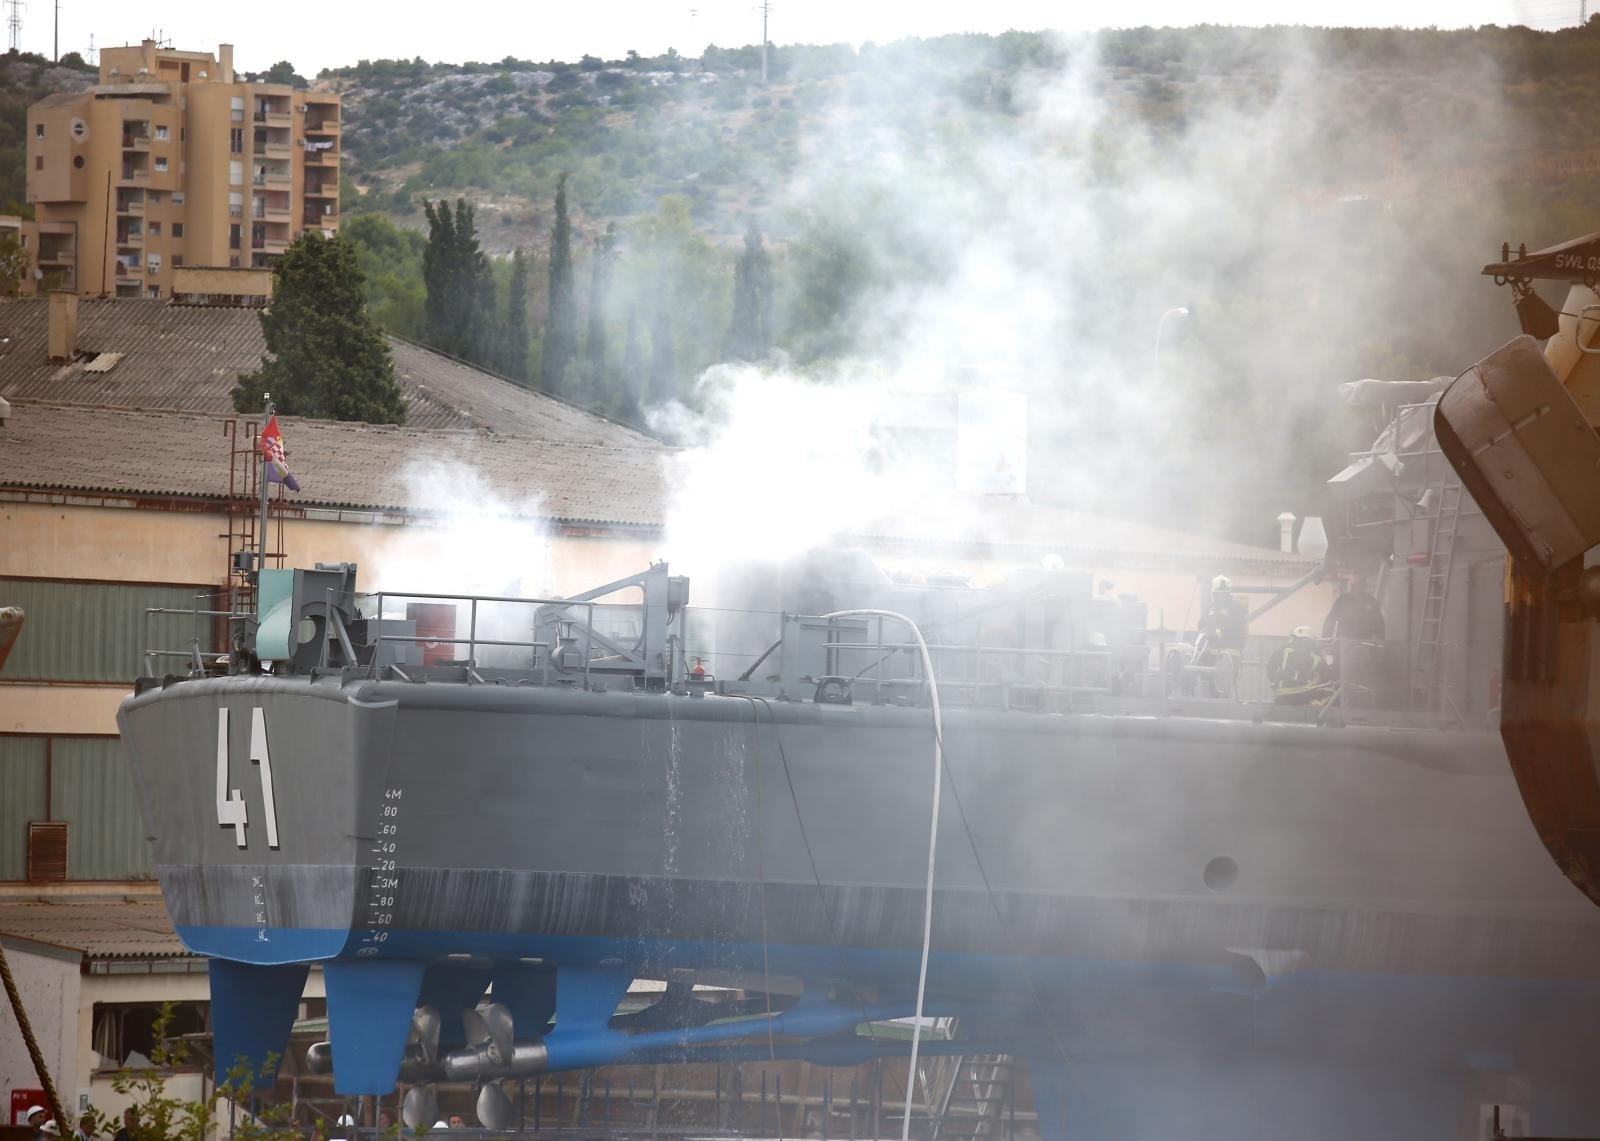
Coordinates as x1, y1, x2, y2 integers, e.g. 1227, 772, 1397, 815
0, 403, 669, 527
0, 298, 654, 447
0, 895, 188, 960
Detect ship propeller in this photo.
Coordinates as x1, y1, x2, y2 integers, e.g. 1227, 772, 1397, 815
401, 1084, 438, 1130
409, 1005, 442, 1066
475, 1080, 517, 1130
462, 1002, 516, 1067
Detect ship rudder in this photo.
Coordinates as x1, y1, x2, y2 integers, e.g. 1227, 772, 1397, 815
324, 959, 426, 1094
210, 960, 310, 1090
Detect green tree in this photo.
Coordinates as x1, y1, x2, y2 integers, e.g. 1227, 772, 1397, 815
541, 173, 578, 394
342, 212, 427, 338
259, 60, 309, 88
584, 223, 617, 384
232, 233, 405, 424
648, 275, 675, 404
422, 197, 493, 363
620, 305, 644, 419
500, 248, 530, 381
723, 221, 773, 361
0, 231, 29, 297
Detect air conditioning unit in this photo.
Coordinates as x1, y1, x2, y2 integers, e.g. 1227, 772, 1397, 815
298, 104, 308, 112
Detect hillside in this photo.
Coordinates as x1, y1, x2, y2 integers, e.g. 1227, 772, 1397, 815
323, 25, 1600, 253
6, 25, 1600, 545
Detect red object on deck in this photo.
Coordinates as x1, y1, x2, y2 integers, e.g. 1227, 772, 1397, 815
407, 603, 457, 667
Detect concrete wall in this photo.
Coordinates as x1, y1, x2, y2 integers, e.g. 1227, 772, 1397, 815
0, 936, 79, 1116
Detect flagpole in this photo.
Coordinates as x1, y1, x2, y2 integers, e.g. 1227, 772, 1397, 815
257, 394, 272, 584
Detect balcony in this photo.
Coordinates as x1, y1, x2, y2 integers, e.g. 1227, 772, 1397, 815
304, 116, 340, 135
36, 246, 74, 265
115, 257, 143, 277
121, 127, 151, 150
302, 148, 339, 166
116, 195, 145, 215
119, 165, 150, 184
303, 207, 338, 227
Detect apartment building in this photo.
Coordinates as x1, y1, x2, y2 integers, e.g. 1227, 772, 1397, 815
24, 40, 341, 298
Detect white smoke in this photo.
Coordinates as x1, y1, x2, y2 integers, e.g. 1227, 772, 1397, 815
650, 28, 1518, 570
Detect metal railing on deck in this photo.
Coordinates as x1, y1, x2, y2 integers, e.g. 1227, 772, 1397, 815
356, 590, 599, 689
141, 596, 251, 677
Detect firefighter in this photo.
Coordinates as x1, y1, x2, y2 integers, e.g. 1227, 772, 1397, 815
1199, 575, 1248, 657
1267, 626, 1332, 705
1322, 573, 1385, 641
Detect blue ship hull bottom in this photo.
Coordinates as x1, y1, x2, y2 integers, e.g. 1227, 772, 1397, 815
183, 921, 1600, 1140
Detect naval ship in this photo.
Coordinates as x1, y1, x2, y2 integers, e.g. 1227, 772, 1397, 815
118, 294, 1600, 1138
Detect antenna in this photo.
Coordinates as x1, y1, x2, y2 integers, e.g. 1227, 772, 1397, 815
5, 0, 24, 53
758, 0, 771, 82
87, 31, 94, 63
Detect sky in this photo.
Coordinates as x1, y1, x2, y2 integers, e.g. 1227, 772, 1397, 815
15, 0, 1591, 77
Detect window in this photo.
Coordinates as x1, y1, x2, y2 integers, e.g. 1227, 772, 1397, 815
172, 191, 184, 205
180, 127, 186, 142
229, 224, 241, 250
147, 286, 160, 298
148, 221, 161, 237
172, 222, 184, 239
228, 254, 240, 268
230, 128, 243, 154
172, 255, 183, 267
229, 161, 243, 186
230, 95, 244, 122
33, 123, 43, 138
155, 125, 169, 141
154, 156, 168, 172
147, 254, 161, 273
148, 191, 161, 204
34, 156, 42, 170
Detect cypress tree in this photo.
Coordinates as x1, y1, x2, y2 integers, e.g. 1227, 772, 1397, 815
584, 223, 616, 371
648, 274, 675, 405
620, 305, 644, 420
233, 233, 405, 424
422, 197, 494, 365
421, 198, 458, 353
723, 221, 773, 362
501, 248, 530, 382
540, 173, 578, 395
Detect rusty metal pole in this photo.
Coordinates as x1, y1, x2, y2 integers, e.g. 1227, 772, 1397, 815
0, 938, 70, 1134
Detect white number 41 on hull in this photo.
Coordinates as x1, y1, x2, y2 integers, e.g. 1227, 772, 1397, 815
216, 707, 280, 849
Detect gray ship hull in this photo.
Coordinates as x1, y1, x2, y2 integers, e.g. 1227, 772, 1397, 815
119, 676, 1600, 1136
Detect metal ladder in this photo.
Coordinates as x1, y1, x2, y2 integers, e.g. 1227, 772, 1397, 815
1414, 476, 1464, 711
933, 1054, 1012, 1141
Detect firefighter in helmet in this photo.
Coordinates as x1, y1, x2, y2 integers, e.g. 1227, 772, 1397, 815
1267, 625, 1332, 705
1199, 575, 1248, 657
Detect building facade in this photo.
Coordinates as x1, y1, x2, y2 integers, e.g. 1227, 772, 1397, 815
24, 41, 340, 298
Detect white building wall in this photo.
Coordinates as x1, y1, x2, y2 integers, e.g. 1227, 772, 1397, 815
0, 936, 80, 1122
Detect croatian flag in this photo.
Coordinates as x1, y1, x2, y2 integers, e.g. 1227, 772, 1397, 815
259, 415, 301, 492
